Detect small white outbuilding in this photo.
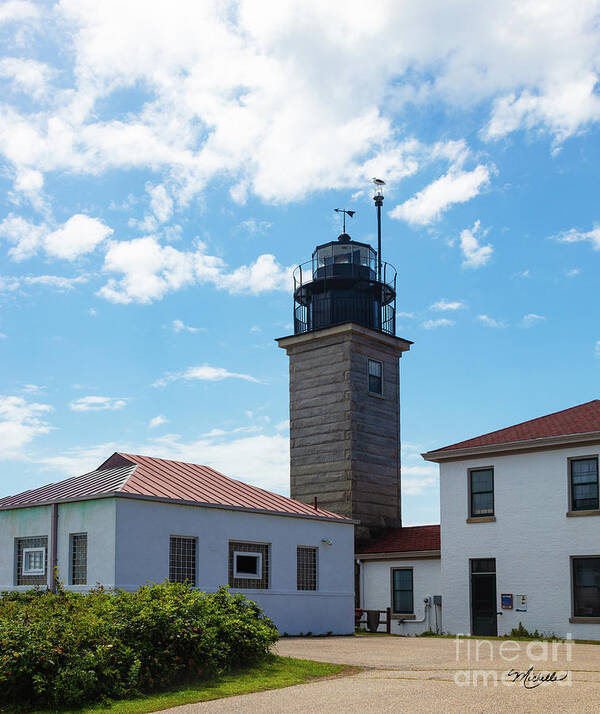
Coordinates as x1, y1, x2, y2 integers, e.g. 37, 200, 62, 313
0, 452, 355, 635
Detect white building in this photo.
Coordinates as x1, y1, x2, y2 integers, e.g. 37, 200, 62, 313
423, 399, 600, 640
0, 452, 355, 636
356, 525, 441, 635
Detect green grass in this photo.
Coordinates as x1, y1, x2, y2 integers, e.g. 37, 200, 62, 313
20, 656, 353, 714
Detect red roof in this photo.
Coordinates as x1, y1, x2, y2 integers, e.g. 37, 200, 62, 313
0, 452, 348, 521
357, 525, 440, 554
433, 399, 600, 454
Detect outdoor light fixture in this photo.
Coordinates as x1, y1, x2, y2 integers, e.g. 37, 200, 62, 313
372, 178, 386, 280
321, 538, 333, 546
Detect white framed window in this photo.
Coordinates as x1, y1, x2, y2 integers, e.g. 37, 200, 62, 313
367, 358, 383, 394
22, 547, 45, 576
233, 551, 263, 579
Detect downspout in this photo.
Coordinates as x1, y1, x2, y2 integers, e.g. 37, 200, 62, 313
49, 503, 58, 593
398, 598, 432, 625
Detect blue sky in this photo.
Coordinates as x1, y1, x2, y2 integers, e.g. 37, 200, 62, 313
1, 1, 600, 525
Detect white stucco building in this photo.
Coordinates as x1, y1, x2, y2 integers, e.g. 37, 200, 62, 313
423, 399, 600, 640
0, 452, 355, 635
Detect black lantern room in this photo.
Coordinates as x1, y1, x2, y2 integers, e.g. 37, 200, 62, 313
293, 232, 397, 336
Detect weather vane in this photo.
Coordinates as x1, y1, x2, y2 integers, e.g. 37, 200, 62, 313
334, 208, 355, 233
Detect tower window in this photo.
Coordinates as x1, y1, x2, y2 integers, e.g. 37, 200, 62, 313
368, 358, 383, 394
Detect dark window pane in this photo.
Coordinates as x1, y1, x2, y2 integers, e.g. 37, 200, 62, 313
228, 542, 270, 589
236, 555, 259, 576
368, 359, 383, 394
573, 558, 600, 617
391, 569, 413, 614
471, 558, 496, 574
571, 459, 598, 478
472, 492, 494, 516
571, 458, 599, 510
471, 469, 493, 493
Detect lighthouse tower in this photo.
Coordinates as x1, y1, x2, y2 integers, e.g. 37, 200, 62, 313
277, 196, 412, 543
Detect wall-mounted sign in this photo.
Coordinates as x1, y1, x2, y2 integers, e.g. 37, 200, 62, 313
501, 593, 513, 609
515, 594, 527, 612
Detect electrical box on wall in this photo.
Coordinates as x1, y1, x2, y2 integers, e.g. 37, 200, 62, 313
515, 594, 527, 611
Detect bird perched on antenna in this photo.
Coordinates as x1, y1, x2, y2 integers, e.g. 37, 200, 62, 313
334, 208, 355, 233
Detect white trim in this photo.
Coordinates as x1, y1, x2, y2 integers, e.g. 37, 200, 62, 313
22, 547, 45, 576
233, 551, 262, 579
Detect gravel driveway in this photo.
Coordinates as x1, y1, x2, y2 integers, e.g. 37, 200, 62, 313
166, 634, 600, 713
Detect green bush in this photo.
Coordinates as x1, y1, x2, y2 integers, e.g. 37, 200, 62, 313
0, 582, 278, 709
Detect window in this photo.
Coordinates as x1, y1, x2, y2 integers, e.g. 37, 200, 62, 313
297, 546, 318, 591
470, 468, 494, 517
368, 358, 383, 394
234, 552, 262, 579
570, 458, 599, 511
229, 541, 270, 589
169, 536, 196, 584
70, 533, 87, 585
391, 568, 413, 614
23, 548, 45, 575
15, 537, 48, 585
572, 557, 600, 618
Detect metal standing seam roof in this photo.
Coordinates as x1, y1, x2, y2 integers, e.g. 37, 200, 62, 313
426, 399, 600, 455
0, 452, 350, 521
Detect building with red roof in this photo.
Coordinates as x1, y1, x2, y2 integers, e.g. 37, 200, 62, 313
0, 452, 355, 635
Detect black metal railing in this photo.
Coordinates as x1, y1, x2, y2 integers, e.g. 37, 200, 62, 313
294, 297, 396, 336
293, 259, 396, 296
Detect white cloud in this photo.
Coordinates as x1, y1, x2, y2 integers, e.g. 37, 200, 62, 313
565, 268, 580, 277
0, 57, 53, 99
0, 1, 40, 23
595, 341, 600, 360
0, 2, 595, 208
98, 235, 293, 304
23, 275, 87, 290
520, 313, 545, 328
44, 214, 113, 260
147, 183, 173, 223
0, 275, 20, 292
0, 395, 53, 459
172, 319, 202, 334
238, 219, 273, 235
477, 314, 506, 328
422, 318, 455, 329
0, 214, 113, 261
69, 396, 127, 412
551, 226, 600, 251
149, 414, 168, 428
36, 431, 290, 495
460, 220, 493, 268
390, 165, 490, 225
515, 269, 530, 278
22, 383, 45, 393
430, 298, 465, 311
153, 364, 261, 388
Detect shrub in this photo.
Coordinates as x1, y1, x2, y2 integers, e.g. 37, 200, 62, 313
0, 582, 278, 709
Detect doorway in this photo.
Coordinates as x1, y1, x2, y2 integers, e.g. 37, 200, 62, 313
470, 558, 497, 636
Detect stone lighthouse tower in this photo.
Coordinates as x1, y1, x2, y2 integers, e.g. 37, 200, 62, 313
277, 198, 412, 544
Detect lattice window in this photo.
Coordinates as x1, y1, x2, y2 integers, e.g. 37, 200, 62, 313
15, 536, 48, 586
228, 541, 270, 589
70, 533, 87, 585
169, 536, 197, 584
296, 546, 318, 591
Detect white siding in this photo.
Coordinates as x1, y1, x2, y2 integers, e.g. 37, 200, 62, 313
114, 498, 355, 635
359, 557, 441, 635
440, 443, 600, 639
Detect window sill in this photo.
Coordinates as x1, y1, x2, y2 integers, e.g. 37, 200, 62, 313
368, 391, 385, 400
391, 613, 415, 620
466, 516, 496, 523
569, 617, 600, 624
566, 509, 600, 518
